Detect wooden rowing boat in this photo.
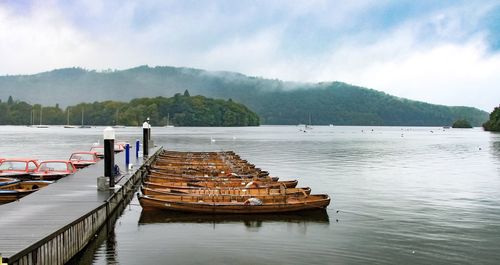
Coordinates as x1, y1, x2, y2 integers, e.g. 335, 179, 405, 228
0, 180, 53, 204
138, 193, 330, 214
148, 170, 278, 182
143, 181, 310, 194
151, 166, 261, 175
154, 160, 249, 165
141, 187, 309, 199
146, 175, 298, 188
0, 177, 21, 187
141, 185, 311, 196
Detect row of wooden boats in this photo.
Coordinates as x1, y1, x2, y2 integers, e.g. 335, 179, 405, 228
138, 150, 330, 214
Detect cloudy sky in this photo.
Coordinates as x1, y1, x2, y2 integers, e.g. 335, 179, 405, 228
1, 0, 499, 111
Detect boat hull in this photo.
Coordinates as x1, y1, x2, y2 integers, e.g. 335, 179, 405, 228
30, 173, 70, 181
0, 180, 52, 204
71, 162, 96, 169
138, 194, 330, 214
146, 176, 298, 188
0, 177, 21, 187
142, 185, 311, 196
0, 172, 33, 180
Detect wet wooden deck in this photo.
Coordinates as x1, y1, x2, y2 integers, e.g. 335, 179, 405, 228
0, 147, 161, 264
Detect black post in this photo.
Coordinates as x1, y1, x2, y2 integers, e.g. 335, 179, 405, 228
143, 122, 149, 157
147, 117, 151, 140
104, 127, 115, 188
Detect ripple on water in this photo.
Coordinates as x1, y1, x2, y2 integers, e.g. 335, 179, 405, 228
1, 126, 500, 264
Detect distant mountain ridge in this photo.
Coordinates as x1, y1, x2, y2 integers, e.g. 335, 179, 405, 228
0, 66, 488, 126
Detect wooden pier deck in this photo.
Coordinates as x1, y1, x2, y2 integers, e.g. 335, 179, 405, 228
0, 147, 161, 265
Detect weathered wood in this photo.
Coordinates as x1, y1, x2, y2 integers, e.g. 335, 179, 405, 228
139, 194, 330, 214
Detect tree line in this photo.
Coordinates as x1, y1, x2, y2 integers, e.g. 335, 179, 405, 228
0, 91, 260, 127
483, 106, 500, 131
0, 66, 489, 126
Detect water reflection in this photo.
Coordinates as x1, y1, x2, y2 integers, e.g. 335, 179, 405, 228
490, 135, 500, 162
104, 228, 118, 265
67, 224, 118, 265
3, 126, 500, 265
138, 209, 330, 229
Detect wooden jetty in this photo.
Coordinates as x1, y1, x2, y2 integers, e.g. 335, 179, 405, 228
0, 147, 162, 265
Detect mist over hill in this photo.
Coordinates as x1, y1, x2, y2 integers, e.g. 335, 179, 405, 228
0, 66, 488, 126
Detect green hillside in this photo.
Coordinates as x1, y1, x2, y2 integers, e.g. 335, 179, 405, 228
0, 93, 259, 127
0, 66, 489, 126
483, 107, 500, 131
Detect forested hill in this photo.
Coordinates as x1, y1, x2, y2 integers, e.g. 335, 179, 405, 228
0, 66, 489, 126
0, 93, 260, 126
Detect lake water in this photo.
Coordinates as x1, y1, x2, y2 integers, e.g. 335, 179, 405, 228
1, 125, 499, 264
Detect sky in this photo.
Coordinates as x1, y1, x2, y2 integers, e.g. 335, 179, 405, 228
1, 0, 499, 111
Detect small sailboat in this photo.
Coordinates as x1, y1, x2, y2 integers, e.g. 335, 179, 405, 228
305, 113, 313, 130
64, 107, 76, 128
27, 108, 35, 127
79, 107, 91, 128
36, 106, 49, 128
112, 109, 126, 128
164, 113, 174, 127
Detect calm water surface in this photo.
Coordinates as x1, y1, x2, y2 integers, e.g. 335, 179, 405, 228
1, 126, 499, 264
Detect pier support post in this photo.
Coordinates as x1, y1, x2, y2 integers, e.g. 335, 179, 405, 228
104, 127, 115, 188
143, 122, 150, 157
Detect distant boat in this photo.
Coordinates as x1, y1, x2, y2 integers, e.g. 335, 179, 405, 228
27, 108, 35, 127
112, 109, 126, 128
305, 113, 313, 130
79, 107, 91, 128
64, 107, 76, 128
329, 124, 334, 127
36, 107, 49, 128
164, 113, 174, 127
298, 114, 313, 132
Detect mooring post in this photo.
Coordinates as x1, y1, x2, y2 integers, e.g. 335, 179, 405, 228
143, 122, 150, 157
104, 127, 115, 188
147, 117, 151, 140
125, 143, 130, 169
135, 139, 140, 158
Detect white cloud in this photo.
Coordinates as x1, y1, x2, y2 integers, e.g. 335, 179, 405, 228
329, 39, 500, 111
0, 1, 499, 111
0, 4, 96, 73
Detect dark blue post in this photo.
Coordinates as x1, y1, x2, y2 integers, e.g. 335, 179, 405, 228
125, 143, 130, 169
135, 139, 140, 158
